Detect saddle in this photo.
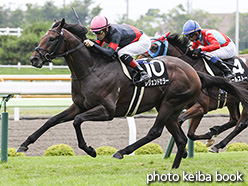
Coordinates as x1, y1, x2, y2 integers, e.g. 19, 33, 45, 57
203, 56, 248, 82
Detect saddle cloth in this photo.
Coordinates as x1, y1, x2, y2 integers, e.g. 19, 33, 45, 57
119, 58, 170, 116
203, 56, 248, 109
120, 58, 170, 87
203, 56, 248, 82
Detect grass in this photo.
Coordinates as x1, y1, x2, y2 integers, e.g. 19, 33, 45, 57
0, 152, 248, 186
5, 107, 67, 118
0, 67, 70, 74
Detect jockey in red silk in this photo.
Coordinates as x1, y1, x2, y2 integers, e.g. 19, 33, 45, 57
182, 20, 236, 79
84, 15, 151, 85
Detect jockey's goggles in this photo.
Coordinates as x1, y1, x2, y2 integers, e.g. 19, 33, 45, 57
93, 30, 104, 35
186, 32, 196, 39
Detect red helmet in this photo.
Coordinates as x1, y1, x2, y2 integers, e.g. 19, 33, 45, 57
90, 15, 110, 32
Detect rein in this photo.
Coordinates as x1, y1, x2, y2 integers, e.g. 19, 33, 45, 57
35, 29, 84, 62
174, 45, 190, 59
36, 27, 99, 81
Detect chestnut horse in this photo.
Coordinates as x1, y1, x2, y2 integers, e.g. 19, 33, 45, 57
17, 19, 248, 168
138, 33, 248, 153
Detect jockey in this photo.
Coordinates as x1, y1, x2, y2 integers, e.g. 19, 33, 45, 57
182, 20, 236, 79
84, 15, 151, 85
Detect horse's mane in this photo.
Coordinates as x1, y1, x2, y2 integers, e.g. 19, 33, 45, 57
167, 33, 189, 53
167, 33, 196, 58
52, 21, 116, 62
52, 21, 88, 41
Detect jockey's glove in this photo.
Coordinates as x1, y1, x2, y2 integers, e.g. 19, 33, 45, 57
192, 48, 202, 57
84, 39, 94, 47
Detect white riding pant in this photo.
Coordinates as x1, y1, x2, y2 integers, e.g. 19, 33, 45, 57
117, 34, 151, 58
205, 41, 237, 60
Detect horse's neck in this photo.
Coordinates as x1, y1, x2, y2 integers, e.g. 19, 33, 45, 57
64, 33, 97, 79
180, 56, 206, 72
168, 44, 206, 72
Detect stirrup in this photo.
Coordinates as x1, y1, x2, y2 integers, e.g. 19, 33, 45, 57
224, 72, 235, 80
133, 74, 151, 86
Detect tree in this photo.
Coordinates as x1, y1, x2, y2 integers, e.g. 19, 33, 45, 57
162, 4, 222, 35
227, 13, 248, 51
0, 0, 101, 65
117, 8, 166, 37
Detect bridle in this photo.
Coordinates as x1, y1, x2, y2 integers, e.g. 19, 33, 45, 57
34, 27, 100, 81
35, 28, 84, 62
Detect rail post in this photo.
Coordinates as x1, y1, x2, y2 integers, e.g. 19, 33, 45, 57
1, 94, 13, 163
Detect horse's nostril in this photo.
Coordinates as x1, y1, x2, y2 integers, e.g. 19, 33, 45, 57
30, 56, 39, 64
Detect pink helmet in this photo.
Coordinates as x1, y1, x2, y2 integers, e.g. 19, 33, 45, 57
90, 15, 110, 32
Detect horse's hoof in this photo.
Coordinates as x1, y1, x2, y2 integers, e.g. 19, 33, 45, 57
172, 164, 179, 169
210, 126, 220, 135
16, 146, 28, 153
112, 151, 123, 159
88, 146, 97, 158
208, 146, 219, 153
206, 139, 215, 147
182, 150, 188, 158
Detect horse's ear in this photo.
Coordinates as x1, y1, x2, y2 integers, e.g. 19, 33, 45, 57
60, 18, 65, 28
51, 20, 57, 28
81, 26, 88, 35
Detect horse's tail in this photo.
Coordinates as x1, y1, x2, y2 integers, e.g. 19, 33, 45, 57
197, 71, 248, 108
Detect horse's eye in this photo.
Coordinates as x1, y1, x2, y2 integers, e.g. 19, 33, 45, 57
49, 37, 56, 42
150, 45, 158, 53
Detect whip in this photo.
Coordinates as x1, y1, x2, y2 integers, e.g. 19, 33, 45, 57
72, 7, 82, 25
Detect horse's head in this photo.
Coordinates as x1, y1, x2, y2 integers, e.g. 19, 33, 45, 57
137, 32, 170, 60
30, 19, 66, 68
166, 33, 193, 57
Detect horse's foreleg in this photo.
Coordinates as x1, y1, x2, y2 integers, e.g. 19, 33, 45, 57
72, 104, 114, 157
209, 103, 240, 136
17, 104, 82, 152
209, 121, 248, 153
209, 108, 248, 153
190, 103, 239, 146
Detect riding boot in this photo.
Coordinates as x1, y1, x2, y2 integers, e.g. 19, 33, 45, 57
215, 60, 235, 79
120, 54, 151, 85
133, 63, 151, 85
210, 56, 235, 79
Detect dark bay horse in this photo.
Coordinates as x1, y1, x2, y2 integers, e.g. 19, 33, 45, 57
17, 19, 248, 168
138, 33, 248, 153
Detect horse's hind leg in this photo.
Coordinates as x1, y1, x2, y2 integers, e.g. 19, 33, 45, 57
163, 117, 188, 168
112, 103, 187, 168
178, 102, 205, 125
112, 119, 165, 160
17, 103, 82, 152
